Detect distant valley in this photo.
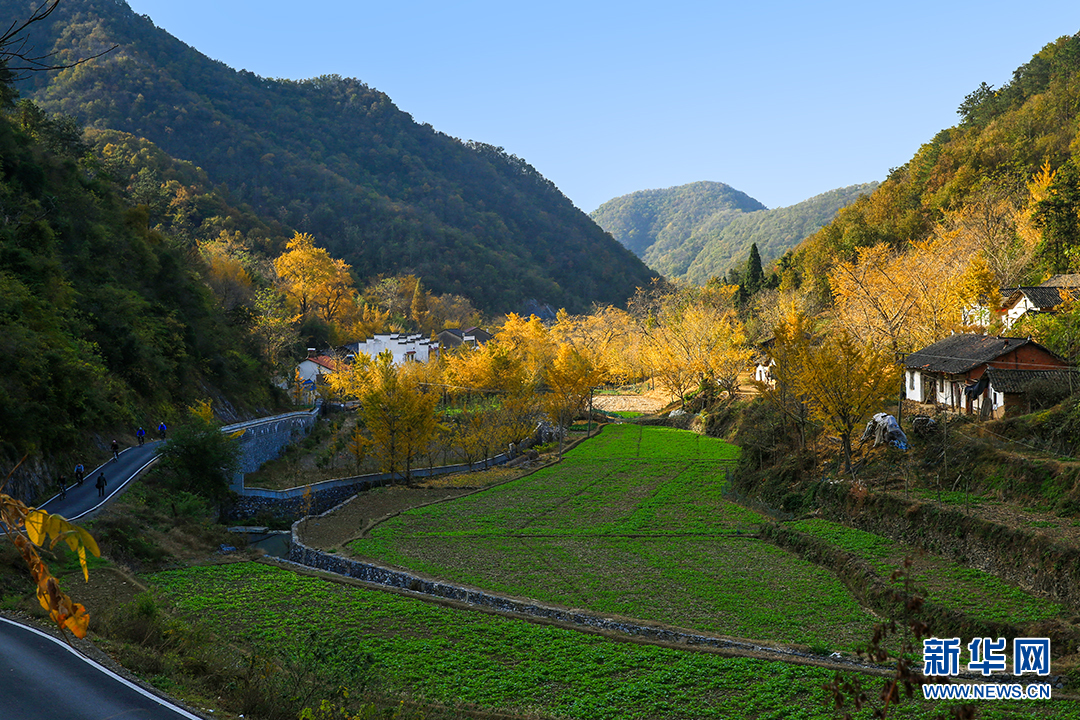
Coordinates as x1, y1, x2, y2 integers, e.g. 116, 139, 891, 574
591, 181, 878, 282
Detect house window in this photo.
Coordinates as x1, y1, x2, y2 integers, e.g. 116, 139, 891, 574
909, 371, 915, 390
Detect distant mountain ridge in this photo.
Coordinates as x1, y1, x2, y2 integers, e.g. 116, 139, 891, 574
591, 181, 878, 282
8, 0, 656, 313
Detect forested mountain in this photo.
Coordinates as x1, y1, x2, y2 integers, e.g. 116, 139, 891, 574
681, 184, 877, 285
590, 181, 875, 282
0, 100, 278, 488
6, 0, 656, 314
794, 32, 1080, 299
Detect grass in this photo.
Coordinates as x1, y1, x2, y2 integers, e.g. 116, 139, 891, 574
147, 562, 1076, 720
787, 519, 1065, 625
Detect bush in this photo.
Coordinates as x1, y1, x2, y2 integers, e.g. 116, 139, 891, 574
155, 413, 240, 501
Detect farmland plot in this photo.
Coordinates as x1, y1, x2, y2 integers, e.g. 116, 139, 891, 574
350, 425, 874, 649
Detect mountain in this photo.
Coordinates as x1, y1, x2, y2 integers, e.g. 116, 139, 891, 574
590, 182, 766, 278
794, 32, 1080, 296
0, 103, 277, 482
6, 0, 656, 314
682, 183, 878, 284
590, 181, 876, 282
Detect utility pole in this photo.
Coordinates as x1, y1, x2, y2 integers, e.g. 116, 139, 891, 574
897, 352, 907, 425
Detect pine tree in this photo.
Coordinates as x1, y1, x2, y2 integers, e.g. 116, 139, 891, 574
745, 243, 765, 293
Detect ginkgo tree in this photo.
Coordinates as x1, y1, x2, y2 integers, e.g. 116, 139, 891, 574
273, 232, 356, 328
631, 282, 752, 406
788, 329, 901, 475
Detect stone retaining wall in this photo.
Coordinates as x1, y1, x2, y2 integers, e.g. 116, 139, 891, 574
226, 454, 510, 522
225, 406, 321, 491
285, 532, 826, 662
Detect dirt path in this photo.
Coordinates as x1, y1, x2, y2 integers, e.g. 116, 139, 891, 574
592, 392, 670, 413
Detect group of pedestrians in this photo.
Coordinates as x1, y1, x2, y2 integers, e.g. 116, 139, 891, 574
55, 421, 167, 502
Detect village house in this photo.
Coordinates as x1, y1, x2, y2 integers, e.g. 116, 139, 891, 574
903, 333, 1068, 418
296, 351, 344, 384
435, 326, 493, 351
342, 332, 438, 365
1000, 275, 1080, 329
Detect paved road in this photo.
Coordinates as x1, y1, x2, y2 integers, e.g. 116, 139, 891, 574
39, 440, 162, 521
0, 617, 203, 719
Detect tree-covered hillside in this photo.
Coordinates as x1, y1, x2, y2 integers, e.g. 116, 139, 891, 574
0, 99, 279, 490
682, 184, 878, 285
590, 181, 766, 278
794, 33, 1080, 299
590, 180, 875, 282
6, 0, 656, 313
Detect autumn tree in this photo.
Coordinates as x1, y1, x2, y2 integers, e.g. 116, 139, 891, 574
792, 330, 901, 475
543, 344, 606, 455
332, 351, 439, 482
251, 287, 300, 375
751, 312, 813, 449
631, 282, 751, 405
829, 234, 981, 354
273, 232, 356, 329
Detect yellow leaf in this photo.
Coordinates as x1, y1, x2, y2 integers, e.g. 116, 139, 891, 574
24, 509, 46, 545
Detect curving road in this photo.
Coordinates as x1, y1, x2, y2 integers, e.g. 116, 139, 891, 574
4, 440, 206, 719
0, 615, 204, 719
39, 440, 162, 521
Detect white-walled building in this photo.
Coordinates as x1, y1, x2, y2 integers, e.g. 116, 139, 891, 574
343, 333, 437, 365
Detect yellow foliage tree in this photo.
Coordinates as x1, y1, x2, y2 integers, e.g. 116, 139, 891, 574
830, 234, 982, 353
792, 330, 901, 475
633, 283, 751, 405
273, 232, 356, 327
543, 344, 606, 455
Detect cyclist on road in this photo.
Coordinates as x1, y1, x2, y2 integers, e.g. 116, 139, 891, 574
136, 426, 145, 446
74, 463, 85, 486
157, 421, 167, 441
58, 474, 67, 500
111, 439, 120, 462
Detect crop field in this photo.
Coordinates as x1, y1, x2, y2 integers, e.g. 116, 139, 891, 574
148, 562, 1072, 720
349, 425, 876, 649
787, 519, 1065, 625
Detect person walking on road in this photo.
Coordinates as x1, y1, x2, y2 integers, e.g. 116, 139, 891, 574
111, 439, 120, 462
74, 463, 84, 486
157, 421, 167, 441
136, 426, 145, 446
94, 472, 107, 498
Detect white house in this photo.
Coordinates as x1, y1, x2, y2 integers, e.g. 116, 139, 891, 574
343, 333, 438, 365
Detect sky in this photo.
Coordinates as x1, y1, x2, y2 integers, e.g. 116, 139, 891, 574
123, 0, 1080, 214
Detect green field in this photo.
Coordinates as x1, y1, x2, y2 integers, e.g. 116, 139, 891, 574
145, 425, 1080, 718
350, 425, 875, 649
149, 562, 1075, 720
787, 519, 1065, 625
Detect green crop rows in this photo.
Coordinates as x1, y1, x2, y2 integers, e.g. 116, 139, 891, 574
348, 425, 876, 648
148, 563, 1074, 719
788, 519, 1064, 625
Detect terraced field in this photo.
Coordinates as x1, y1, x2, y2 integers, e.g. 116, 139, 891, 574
349, 425, 875, 649
146, 424, 1079, 718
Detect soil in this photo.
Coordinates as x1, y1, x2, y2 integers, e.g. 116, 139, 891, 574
298, 485, 474, 550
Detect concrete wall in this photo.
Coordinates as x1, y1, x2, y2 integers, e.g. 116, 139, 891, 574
224, 406, 320, 492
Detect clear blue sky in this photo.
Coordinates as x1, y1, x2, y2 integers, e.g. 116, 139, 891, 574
124, 0, 1080, 213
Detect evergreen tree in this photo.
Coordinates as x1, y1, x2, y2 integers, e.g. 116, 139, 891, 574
745, 243, 765, 293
